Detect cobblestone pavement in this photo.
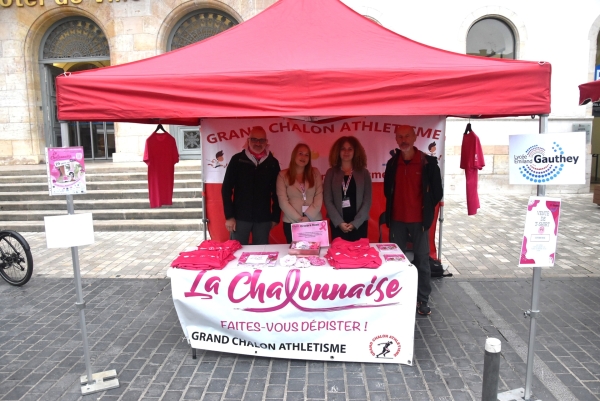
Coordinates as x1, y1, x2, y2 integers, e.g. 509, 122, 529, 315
0, 193, 599, 401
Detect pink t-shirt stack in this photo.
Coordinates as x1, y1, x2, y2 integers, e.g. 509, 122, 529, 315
170, 240, 242, 270
325, 238, 382, 269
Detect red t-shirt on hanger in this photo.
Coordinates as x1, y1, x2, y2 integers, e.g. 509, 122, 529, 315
460, 131, 485, 216
143, 131, 179, 208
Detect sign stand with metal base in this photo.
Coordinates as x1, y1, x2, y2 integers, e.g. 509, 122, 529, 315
499, 114, 548, 401
60, 122, 120, 395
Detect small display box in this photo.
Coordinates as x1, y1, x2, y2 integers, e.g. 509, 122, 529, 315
289, 240, 321, 256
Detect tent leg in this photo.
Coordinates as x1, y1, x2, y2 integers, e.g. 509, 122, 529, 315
437, 202, 444, 261
202, 164, 208, 240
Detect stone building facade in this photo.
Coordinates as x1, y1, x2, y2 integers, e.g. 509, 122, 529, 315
1, 0, 599, 194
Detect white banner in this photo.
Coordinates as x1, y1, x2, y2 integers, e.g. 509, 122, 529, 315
201, 116, 446, 183
169, 245, 418, 364
518, 197, 561, 267
509, 132, 586, 185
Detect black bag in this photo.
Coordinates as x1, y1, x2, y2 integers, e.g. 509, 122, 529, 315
430, 257, 452, 278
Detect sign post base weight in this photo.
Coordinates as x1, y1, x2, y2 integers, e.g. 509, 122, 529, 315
80, 369, 119, 395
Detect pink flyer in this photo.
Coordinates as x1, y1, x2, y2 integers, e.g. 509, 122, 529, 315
45, 147, 87, 196
518, 196, 561, 267
291, 220, 330, 247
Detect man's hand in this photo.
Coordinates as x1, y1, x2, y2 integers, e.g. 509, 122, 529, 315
225, 218, 236, 233
298, 216, 310, 223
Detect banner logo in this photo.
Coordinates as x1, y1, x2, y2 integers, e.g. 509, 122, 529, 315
514, 141, 581, 184
369, 334, 401, 359
207, 150, 228, 168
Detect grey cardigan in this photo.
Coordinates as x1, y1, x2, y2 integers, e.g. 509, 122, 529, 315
323, 167, 372, 229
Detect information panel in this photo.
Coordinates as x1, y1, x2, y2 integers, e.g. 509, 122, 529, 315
518, 197, 562, 267
45, 147, 87, 195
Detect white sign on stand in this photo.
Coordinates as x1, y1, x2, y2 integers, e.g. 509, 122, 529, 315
518, 197, 562, 267
509, 132, 585, 185
44, 213, 95, 248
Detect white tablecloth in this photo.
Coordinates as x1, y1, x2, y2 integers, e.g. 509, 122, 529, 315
168, 244, 418, 364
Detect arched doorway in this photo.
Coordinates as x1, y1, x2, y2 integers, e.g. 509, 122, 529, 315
39, 17, 113, 160
167, 9, 239, 159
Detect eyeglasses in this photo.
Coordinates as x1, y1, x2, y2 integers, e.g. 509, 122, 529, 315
249, 138, 267, 144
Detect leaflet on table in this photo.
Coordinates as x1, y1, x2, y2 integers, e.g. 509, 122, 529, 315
237, 252, 278, 267
518, 196, 561, 267
291, 220, 330, 246
45, 147, 87, 195
383, 254, 408, 263
375, 243, 400, 253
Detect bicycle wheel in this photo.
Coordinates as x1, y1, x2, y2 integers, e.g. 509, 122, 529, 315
0, 231, 33, 286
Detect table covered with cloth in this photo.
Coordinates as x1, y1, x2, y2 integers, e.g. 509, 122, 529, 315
168, 243, 418, 365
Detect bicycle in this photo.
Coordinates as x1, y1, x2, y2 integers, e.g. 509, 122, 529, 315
0, 230, 33, 286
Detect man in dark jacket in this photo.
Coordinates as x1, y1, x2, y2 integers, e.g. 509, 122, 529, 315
384, 125, 443, 316
221, 126, 281, 245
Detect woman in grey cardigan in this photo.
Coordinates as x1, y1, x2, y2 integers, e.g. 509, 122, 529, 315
276, 143, 323, 243
323, 136, 372, 241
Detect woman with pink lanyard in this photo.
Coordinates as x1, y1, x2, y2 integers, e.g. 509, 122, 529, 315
323, 136, 372, 241
276, 143, 323, 243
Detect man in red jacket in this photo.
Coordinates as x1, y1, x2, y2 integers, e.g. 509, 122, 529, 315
384, 125, 443, 316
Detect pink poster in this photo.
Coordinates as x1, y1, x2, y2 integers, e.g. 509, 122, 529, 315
291, 220, 330, 246
45, 147, 87, 196
518, 196, 561, 267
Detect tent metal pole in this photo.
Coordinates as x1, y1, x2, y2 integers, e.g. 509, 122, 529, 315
200, 128, 208, 240
202, 179, 208, 240
536, 115, 549, 197
437, 118, 447, 262
437, 194, 444, 261
523, 113, 549, 401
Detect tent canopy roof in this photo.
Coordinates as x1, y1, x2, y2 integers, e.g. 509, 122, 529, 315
56, 0, 551, 125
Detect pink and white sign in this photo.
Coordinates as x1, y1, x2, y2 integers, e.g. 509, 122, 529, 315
518, 197, 561, 267
45, 147, 86, 196
169, 245, 417, 364
201, 116, 446, 184
291, 220, 330, 246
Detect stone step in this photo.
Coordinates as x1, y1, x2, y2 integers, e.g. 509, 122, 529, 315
0, 198, 202, 211
0, 171, 202, 184
0, 188, 202, 201
0, 180, 202, 192
1, 219, 204, 232
0, 208, 204, 221
0, 160, 202, 176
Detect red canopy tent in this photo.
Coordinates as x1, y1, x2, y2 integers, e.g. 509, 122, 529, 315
579, 80, 600, 105
57, 0, 550, 122
56, 0, 551, 247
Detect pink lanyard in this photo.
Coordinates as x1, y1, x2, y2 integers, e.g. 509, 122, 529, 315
342, 171, 353, 197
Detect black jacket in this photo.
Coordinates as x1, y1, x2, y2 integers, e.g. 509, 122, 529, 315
222, 150, 281, 223
383, 148, 443, 230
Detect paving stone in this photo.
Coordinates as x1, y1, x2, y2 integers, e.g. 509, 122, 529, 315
3, 194, 600, 401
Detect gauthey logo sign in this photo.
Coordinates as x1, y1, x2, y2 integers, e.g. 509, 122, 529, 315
509, 132, 585, 185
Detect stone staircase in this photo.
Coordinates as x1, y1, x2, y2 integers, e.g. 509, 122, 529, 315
0, 161, 204, 232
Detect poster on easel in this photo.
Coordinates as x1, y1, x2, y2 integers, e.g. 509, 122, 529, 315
518, 196, 561, 267
45, 147, 87, 196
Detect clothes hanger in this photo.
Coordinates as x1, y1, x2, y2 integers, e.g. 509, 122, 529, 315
154, 124, 166, 134
463, 121, 472, 135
